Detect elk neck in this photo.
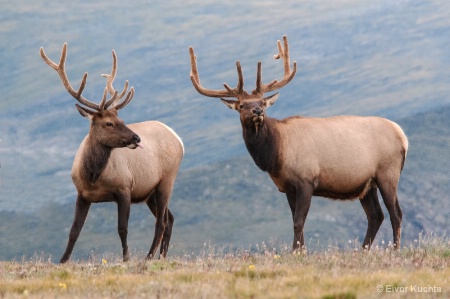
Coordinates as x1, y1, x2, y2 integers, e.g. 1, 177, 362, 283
80, 134, 113, 184
241, 116, 283, 175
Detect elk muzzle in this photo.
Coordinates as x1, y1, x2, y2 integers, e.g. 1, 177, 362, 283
126, 134, 142, 149
252, 107, 264, 124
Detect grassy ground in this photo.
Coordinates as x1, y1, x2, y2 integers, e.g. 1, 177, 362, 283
1, 235, 449, 299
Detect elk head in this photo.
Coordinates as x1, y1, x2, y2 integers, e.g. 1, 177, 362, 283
189, 35, 297, 131
40, 43, 141, 149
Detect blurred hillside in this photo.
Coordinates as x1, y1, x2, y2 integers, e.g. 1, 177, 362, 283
0, 0, 449, 260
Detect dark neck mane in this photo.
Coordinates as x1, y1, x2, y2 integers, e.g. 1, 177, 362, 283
81, 136, 112, 184
242, 117, 283, 175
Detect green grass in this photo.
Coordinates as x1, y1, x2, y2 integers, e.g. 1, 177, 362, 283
1, 235, 449, 298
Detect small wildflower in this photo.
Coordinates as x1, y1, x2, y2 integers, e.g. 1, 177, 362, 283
58, 282, 67, 289
273, 255, 280, 259
102, 258, 107, 265
248, 265, 256, 271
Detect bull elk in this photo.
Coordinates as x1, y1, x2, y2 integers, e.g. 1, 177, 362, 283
189, 36, 408, 250
40, 43, 184, 263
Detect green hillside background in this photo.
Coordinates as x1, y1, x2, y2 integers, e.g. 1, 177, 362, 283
0, 0, 449, 261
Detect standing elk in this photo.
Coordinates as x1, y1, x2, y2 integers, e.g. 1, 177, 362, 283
189, 36, 408, 250
40, 43, 184, 263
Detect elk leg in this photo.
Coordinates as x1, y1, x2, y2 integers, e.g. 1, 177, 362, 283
146, 182, 173, 259
146, 192, 174, 258
286, 192, 296, 222
377, 179, 402, 249
160, 209, 174, 258
292, 185, 313, 251
60, 195, 91, 263
117, 196, 131, 262
359, 185, 384, 249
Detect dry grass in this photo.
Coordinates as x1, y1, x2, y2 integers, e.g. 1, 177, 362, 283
1, 235, 449, 299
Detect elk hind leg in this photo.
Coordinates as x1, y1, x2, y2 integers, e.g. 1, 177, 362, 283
377, 177, 403, 249
146, 191, 174, 258
359, 184, 384, 250
159, 209, 174, 258
60, 195, 91, 263
146, 181, 174, 259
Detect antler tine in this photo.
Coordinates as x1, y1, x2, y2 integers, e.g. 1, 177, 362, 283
101, 50, 129, 99
189, 46, 244, 98
255, 61, 278, 94
40, 43, 100, 111
99, 87, 120, 111
104, 89, 119, 110
114, 87, 135, 111
189, 47, 200, 86
255, 35, 297, 94
99, 88, 108, 111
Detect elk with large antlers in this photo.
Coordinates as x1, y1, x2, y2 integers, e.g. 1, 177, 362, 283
41, 43, 184, 263
189, 36, 408, 250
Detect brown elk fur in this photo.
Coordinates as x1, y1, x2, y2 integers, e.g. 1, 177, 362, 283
190, 36, 408, 250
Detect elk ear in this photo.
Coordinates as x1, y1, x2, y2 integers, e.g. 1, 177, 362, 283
75, 104, 94, 120
263, 92, 279, 108
220, 98, 239, 111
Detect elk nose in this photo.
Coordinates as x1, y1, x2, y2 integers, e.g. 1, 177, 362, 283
252, 108, 263, 116
132, 134, 141, 144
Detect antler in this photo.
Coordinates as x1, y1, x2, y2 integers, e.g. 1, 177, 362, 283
189, 36, 297, 100
101, 50, 135, 110
40, 43, 107, 111
189, 47, 245, 98
40, 43, 133, 112
254, 35, 297, 94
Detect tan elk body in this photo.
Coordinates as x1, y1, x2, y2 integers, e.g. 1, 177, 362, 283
41, 43, 184, 263
189, 36, 408, 250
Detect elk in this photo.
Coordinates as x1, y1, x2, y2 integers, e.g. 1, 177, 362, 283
189, 36, 408, 250
40, 43, 184, 263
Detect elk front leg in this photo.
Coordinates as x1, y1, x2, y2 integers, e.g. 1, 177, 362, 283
60, 195, 91, 263
117, 195, 131, 262
291, 185, 313, 251
286, 192, 296, 222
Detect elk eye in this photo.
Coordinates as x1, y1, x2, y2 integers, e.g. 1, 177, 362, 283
239, 104, 244, 109
106, 122, 113, 127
